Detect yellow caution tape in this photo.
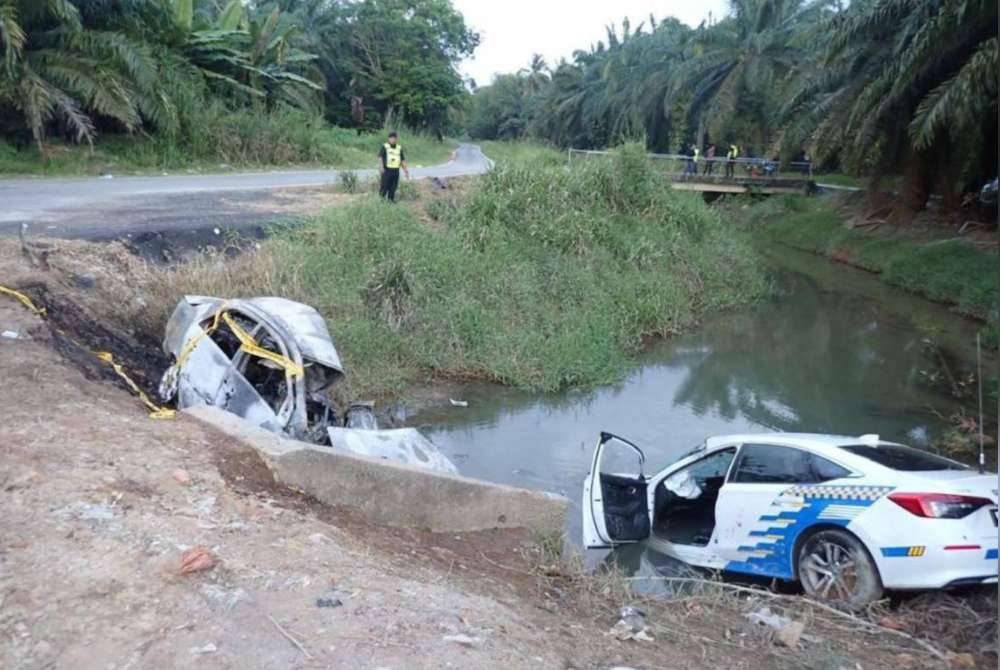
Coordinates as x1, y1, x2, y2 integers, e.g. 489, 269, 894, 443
1, 283, 174, 419
0, 285, 46, 316
169, 304, 302, 378
222, 312, 304, 378
94, 352, 177, 419
171, 302, 229, 372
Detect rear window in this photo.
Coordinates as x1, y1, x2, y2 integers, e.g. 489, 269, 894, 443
839, 444, 969, 471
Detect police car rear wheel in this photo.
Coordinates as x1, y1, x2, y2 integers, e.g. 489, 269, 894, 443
797, 529, 882, 608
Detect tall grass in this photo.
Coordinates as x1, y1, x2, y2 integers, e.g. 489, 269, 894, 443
139, 145, 767, 398
477, 139, 564, 167
0, 104, 456, 175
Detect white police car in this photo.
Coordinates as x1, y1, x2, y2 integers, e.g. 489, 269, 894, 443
583, 432, 998, 606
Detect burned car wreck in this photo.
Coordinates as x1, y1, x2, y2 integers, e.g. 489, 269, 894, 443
159, 296, 456, 474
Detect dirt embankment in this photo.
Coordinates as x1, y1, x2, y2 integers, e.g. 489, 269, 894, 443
1, 219, 995, 669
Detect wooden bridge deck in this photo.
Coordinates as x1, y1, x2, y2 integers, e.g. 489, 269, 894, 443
666, 174, 815, 195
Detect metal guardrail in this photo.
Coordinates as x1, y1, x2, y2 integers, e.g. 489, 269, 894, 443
567, 148, 814, 180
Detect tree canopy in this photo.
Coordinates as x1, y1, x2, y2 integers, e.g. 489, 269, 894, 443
467, 0, 997, 206
0, 0, 479, 150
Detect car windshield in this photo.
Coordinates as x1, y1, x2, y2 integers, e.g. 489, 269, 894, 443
839, 444, 969, 471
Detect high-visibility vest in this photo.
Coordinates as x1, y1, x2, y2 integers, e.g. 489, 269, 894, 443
384, 143, 402, 169
728, 145, 739, 159
693, 147, 701, 161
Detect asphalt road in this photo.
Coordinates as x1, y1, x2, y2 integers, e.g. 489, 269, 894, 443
0, 143, 492, 240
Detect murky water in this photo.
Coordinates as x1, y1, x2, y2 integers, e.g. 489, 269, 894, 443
413, 245, 995, 546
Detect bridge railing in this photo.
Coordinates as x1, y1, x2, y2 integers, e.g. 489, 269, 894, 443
567, 148, 813, 180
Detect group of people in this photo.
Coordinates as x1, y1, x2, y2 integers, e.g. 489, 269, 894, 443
682, 142, 744, 178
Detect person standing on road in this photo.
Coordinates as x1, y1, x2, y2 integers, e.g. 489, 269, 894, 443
378, 131, 409, 202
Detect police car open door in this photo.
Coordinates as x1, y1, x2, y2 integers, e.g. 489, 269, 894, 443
583, 432, 651, 549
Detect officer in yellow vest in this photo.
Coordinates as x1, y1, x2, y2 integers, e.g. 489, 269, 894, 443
378, 131, 410, 201
725, 143, 740, 178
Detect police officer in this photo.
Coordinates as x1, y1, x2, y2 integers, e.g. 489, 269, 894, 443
725, 143, 739, 178
378, 131, 409, 201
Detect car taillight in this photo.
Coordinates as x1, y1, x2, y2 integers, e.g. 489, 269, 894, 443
888, 493, 993, 519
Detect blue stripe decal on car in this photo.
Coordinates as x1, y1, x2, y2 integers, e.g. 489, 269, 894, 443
986, 548, 998, 560
724, 485, 893, 580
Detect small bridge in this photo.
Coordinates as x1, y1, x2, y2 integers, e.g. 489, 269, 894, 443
567, 149, 815, 195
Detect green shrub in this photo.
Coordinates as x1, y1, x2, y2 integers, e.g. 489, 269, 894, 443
339, 170, 359, 193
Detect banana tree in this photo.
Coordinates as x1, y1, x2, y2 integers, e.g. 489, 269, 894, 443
173, 0, 323, 108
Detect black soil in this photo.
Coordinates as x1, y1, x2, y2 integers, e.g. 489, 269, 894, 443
16, 282, 170, 397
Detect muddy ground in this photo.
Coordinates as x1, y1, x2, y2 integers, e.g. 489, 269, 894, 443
0, 207, 996, 669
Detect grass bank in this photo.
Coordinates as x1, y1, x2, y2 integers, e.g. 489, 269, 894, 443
136, 145, 766, 399
0, 106, 455, 176
735, 195, 998, 338
477, 139, 564, 166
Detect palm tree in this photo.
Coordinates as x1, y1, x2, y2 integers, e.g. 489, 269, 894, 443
668, 0, 818, 149
784, 0, 998, 209
0, 0, 174, 150
518, 54, 549, 95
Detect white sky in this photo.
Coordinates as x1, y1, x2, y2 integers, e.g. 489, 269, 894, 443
452, 0, 731, 86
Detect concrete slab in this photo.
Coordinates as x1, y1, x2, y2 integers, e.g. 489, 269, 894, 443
185, 405, 568, 536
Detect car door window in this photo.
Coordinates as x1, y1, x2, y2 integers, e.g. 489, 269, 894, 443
730, 444, 814, 484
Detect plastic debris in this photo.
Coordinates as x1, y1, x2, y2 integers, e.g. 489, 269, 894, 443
746, 606, 805, 648
2, 330, 19, 339
443, 634, 482, 647
449, 398, 469, 407
179, 546, 217, 575
190, 643, 218, 655
607, 606, 654, 642
316, 588, 343, 608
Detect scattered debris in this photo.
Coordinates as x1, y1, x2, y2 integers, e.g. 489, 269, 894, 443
344, 401, 378, 430
315, 588, 343, 608
327, 427, 459, 474
55, 502, 116, 522
190, 643, 217, 655
443, 634, 482, 647
607, 606, 655, 642
171, 469, 192, 485
944, 652, 976, 668
179, 545, 217, 575
268, 615, 312, 658
449, 398, 469, 407
745, 606, 805, 648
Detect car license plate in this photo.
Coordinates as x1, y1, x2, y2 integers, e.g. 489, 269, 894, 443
991, 508, 998, 527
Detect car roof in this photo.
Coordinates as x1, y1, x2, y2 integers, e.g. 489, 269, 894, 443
704, 432, 888, 454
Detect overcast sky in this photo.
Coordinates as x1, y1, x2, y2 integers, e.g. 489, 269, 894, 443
452, 0, 731, 86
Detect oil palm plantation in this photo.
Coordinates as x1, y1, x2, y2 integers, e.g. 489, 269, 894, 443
0, 0, 176, 149
668, 0, 825, 151
785, 0, 997, 209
